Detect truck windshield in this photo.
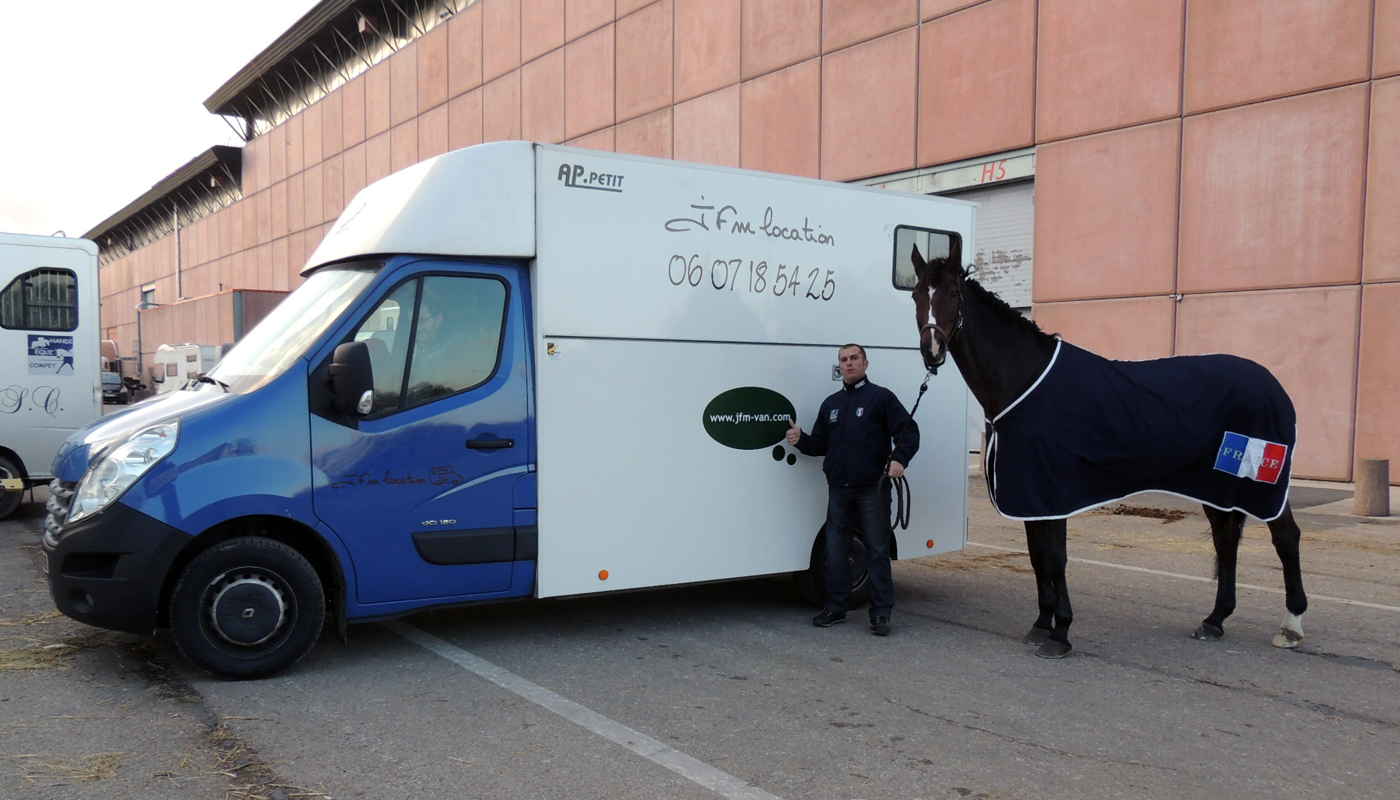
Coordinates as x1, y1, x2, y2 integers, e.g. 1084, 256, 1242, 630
203, 264, 379, 394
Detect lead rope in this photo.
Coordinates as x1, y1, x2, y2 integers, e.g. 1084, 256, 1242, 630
883, 369, 934, 530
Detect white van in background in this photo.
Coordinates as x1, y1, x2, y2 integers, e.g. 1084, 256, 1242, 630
0, 231, 101, 519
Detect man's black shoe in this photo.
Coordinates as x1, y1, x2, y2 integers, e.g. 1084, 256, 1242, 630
813, 610, 847, 627
870, 617, 891, 636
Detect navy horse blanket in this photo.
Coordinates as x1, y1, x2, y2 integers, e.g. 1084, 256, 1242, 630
985, 341, 1295, 521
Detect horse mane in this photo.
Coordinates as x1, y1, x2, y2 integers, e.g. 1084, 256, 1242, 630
960, 269, 1056, 343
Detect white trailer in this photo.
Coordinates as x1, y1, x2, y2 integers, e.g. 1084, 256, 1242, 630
151, 343, 220, 394
0, 232, 101, 519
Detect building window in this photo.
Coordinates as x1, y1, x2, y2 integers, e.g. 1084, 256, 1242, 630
141, 284, 156, 306
0, 268, 78, 331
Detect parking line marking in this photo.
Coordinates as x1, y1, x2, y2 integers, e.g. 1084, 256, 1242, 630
967, 542, 1400, 613
383, 620, 782, 800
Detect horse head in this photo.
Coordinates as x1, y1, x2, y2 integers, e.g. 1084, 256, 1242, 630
910, 239, 965, 374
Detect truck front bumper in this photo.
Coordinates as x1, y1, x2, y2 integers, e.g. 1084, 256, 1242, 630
43, 502, 192, 636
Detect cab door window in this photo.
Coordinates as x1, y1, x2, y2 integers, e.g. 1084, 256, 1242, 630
404, 275, 507, 407
350, 280, 415, 411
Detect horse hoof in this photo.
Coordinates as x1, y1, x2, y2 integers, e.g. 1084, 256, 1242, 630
1035, 640, 1072, 659
1193, 623, 1224, 641
1272, 628, 1304, 649
1022, 627, 1052, 645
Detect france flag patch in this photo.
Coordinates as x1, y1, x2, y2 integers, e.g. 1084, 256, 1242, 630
1214, 431, 1287, 484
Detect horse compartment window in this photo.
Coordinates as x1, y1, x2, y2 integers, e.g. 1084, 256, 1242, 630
0, 267, 78, 332
893, 227, 958, 291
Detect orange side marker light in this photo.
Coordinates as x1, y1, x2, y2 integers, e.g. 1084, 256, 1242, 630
926, 540, 935, 549
599, 570, 609, 581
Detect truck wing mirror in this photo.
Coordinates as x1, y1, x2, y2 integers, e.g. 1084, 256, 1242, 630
329, 341, 375, 416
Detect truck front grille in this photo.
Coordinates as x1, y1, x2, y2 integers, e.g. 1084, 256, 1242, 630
43, 479, 76, 548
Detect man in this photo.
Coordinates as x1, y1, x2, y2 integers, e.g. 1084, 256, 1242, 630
787, 344, 919, 636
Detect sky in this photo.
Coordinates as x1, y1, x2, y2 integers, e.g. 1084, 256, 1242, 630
0, 0, 320, 238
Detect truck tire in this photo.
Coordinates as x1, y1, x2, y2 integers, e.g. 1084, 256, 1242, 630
170, 537, 325, 680
792, 527, 871, 609
0, 455, 23, 520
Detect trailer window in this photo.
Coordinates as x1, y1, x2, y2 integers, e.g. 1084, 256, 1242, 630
0, 268, 77, 331
892, 227, 958, 291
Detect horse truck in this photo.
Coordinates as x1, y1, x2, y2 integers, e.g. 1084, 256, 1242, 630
41, 143, 975, 679
0, 231, 101, 520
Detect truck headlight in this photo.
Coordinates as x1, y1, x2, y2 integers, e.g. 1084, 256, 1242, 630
68, 421, 180, 525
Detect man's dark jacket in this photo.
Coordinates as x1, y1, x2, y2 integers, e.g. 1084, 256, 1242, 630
796, 378, 919, 487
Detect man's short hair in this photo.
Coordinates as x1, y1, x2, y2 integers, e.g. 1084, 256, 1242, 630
838, 343, 867, 359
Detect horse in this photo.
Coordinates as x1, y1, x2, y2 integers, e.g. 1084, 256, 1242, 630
910, 242, 1308, 658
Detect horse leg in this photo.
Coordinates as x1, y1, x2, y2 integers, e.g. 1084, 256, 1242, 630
1021, 521, 1054, 645
1266, 504, 1308, 648
1194, 506, 1244, 641
1032, 518, 1073, 659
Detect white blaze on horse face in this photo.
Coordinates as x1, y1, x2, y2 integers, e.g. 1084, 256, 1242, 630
924, 286, 939, 330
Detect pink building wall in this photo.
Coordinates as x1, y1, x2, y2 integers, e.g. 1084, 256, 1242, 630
99, 0, 1399, 482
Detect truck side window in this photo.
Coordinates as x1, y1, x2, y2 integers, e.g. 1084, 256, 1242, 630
0, 268, 77, 331
404, 275, 507, 407
351, 280, 415, 410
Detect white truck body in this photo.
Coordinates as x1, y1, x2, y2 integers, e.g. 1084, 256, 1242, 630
309, 142, 975, 599
152, 343, 220, 394
0, 232, 101, 504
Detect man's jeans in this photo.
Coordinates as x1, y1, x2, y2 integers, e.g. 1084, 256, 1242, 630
824, 483, 894, 620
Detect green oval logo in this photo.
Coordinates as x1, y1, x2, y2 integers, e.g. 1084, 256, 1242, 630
703, 387, 798, 450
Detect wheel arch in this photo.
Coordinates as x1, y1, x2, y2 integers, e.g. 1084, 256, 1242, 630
0, 447, 29, 480
157, 515, 346, 631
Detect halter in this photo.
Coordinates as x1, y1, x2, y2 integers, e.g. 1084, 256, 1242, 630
920, 271, 965, 375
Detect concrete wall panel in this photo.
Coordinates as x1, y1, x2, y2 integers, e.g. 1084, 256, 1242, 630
1036, 0, 1183, 142
823, 0, 917, 53
1355, 283, 1400, 478
419, 104, 450, 161
483, 71, 523, 141
1034, 121, 1180, 302
822, 29, 917, 181
1364, 77, 1400, 282
391, 40, 419, 126
483, 0, 522, 81
568, 126, 615, 151
921, 0, 982, 20
343, 76, 366, 148
418, 25, 450, 112
522, 50, 566, 144
522, 0, 565, 62
342, 143, 367, 209
448, 3, 484, 97
565, 25, 615, 138
302, 164, 323, 228
1179, 86, 1368, 293
674, 0, 740, 103
918, 0, 1036, 166
1176, 287, 1359, 481
365, 61, 391, 138
323, 153, 345, 222
285, 173, 304, 234
1184, 0, 1372, 114
673, 85, 739, 167
320, 89, 344, 159
741, 59, 820, 178
390, 120, 419, 173
615, 107, 672, 158
269, 125, 286, 185
448, 89, 484, 150
366, 131, 392, 186
617, 0, 672, 121
741, 0, 819, 79
1380, 0, 1400, 78
567, 0, 614, 41
303, 104, 323, 167
1033, 296, 1175, 361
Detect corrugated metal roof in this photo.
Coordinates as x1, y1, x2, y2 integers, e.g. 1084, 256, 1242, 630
83, 146, 242, 243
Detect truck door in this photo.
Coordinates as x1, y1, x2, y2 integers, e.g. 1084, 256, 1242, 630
310, 262, 532, 605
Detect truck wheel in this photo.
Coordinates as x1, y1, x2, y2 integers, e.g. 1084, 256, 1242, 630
170, 537, 325, 680
792, 527, 871, 609
0, 455, 23, 520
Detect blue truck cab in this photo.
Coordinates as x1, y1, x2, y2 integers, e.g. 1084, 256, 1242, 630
43, 143, 975, 679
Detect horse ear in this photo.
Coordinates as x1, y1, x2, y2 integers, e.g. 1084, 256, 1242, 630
948, 236, 963, 271
910, 244, 927, 275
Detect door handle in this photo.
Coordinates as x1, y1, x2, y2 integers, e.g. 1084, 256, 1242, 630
467, 437, 515, 450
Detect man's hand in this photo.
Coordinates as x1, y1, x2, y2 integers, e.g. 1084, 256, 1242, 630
888, 461, 905, 479
786, 418, 801, 446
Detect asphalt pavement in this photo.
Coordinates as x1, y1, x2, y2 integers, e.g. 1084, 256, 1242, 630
2, 472, 1396, 800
